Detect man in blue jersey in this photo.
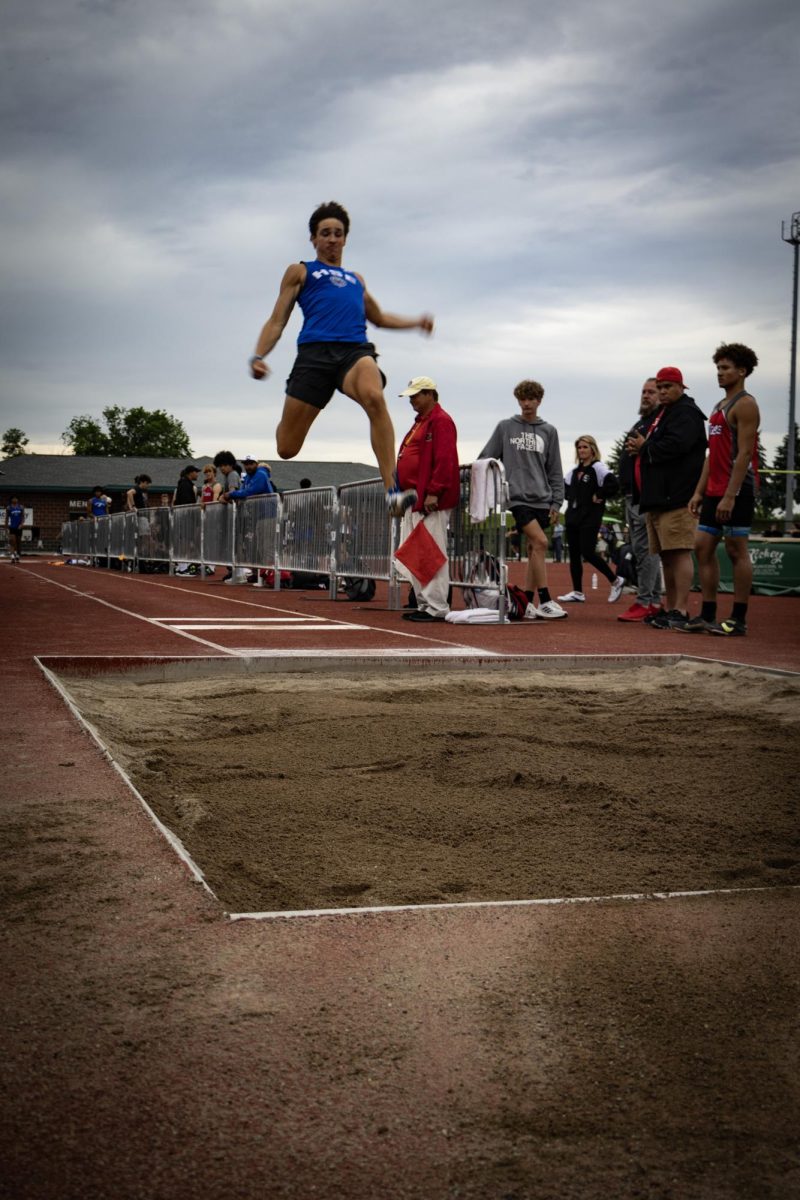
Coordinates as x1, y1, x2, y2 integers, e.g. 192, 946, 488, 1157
87, 486, 112, 518
5, 495, 25, 562
248, 201, 434, 517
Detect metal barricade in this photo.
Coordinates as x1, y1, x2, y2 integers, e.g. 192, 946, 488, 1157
108, 512, 128, 561
447, 461, 509, 620
336, 478, 391, 581
234, 492, 281, 571
94, 516, 110, 563
143, 507, 171, 565
280, 487, 337, 593
171, 503, 202, 566
202, 501, 235, 567
61, 522, 78, 555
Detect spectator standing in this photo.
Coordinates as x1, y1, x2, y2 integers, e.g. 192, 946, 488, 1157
219, 455, 276, 585
213, 452, 244, 583
684, 342, 761, 637
558, 436, 623, 603
5, 495, 25, 562
87, 486, 111, 518
626, 366, 707, 630
394, 377, 460, 622
125, 474, 151, 512
125, 473, 152, 572
617, 378, 664, 622
200, 464, 222, 506
479, 379, 567, 619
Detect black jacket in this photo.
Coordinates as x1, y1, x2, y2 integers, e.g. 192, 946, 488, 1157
638, 395, 707, 513
619, 411, 657, 496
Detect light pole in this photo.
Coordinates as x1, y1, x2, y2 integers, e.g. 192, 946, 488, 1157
781, 211, 799, 530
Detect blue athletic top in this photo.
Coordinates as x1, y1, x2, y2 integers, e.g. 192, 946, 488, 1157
90, 496, 109, 516
297, 261, 367, 345
6, 503, 24, 529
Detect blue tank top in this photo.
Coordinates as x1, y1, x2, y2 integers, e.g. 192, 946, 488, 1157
6, 503, 24, 529
297, 260, 367, 345
90, 496, 109, 516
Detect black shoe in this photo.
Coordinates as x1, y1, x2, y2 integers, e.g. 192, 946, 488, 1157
707, 617, 747, 637
402, 609, 444, 622
673, 614, 710, 634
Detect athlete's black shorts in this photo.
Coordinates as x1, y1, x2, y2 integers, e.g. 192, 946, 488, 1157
285, 341, 386, 410
698, 486, 755, 537
510, 505, 551, 534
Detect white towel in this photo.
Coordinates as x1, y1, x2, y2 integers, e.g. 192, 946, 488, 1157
469, 458, 498, 522
445, 607, 508, 624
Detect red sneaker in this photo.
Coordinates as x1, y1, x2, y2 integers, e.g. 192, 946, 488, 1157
618, 601, 651, 622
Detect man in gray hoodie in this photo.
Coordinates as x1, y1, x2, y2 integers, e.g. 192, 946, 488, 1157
479, 379, 567, 619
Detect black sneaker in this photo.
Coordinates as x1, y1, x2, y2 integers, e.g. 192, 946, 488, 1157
644, 607, 666, 626
402, 609, 444, 622
707, 617, 747, 637
647, 608, 672, 629
673, 614, 710, 634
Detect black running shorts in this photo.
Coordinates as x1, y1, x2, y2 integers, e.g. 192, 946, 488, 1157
285, 342, 386, 410
511, 505, 551, 534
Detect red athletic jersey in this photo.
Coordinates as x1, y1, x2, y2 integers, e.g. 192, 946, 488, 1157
707, 391, 759, 497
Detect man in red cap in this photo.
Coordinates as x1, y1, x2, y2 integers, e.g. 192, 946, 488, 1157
394, 376, 460, 621
625, 367, 707, 630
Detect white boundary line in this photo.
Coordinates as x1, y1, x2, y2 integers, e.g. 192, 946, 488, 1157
228, 882, 800, 922
35, 657, 215, 897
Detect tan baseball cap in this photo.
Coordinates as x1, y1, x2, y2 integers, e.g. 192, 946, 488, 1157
399, 376, 437, 396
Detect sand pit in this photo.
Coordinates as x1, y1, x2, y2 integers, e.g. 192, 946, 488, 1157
59, 659, 800, 913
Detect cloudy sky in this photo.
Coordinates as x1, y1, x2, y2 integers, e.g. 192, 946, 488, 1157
1, 0, 797, 472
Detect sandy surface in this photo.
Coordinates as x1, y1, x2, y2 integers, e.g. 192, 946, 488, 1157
62, 660, 800, 913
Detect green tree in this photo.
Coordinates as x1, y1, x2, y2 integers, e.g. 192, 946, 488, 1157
62, 406, 192, 457
759, 426, 799, 518
1, 427, 29, 457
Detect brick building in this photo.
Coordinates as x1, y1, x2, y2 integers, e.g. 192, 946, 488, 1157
0, 455, 377, 551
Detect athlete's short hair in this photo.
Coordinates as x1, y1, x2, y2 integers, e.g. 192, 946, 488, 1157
135, 474, 151, 485
309, 201, 350, 238
513, 380, 545, 403
213, 450, 238, 469
713, 343, 758, 376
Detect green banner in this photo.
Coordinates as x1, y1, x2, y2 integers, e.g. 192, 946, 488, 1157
693, 538, 800, 596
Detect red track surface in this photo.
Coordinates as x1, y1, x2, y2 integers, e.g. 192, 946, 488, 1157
2, 558, 799, 1199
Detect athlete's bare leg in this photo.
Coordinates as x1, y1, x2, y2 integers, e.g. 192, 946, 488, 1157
724, 535, 753, 604
275, 396, 321, 460
521, 519, 549, 592
341, 356, 397, 491
661, 548, 693, 612
694, 530, 720, 600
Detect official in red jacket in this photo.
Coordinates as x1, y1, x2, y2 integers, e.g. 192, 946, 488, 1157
395, 376, 460, 621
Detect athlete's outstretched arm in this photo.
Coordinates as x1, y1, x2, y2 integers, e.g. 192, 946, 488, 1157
361, 281, 434, 334
250, 263, 306, 379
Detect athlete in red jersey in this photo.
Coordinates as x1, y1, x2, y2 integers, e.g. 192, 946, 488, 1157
684, 343, 761, 637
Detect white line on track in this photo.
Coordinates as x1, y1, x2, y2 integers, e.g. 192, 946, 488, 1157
169, 623, 367, 632
228, 882, 800, 922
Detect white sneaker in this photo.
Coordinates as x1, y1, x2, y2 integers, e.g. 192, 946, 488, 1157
608, 575, 625, 603
523, 603, 538, 620
535, 599, 568, 619
557, 591, 585, 602
223, 576, 248, 586
175, 565, 191, 575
